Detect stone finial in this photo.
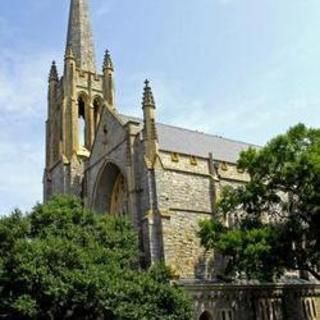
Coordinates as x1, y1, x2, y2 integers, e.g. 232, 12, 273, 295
66, 0, 96, 72
103, 49, 114, 71
142, 79, 156, 108
49, 61, 58, 82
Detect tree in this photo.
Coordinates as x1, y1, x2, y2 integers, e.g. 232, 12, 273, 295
0, 196, 191, 319
199, 124, 320, 282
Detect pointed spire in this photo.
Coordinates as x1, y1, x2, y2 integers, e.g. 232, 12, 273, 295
66, 0, 96, 72
49, 61, 58, 82
142, 80, 156, 108
103, 50, 114, 71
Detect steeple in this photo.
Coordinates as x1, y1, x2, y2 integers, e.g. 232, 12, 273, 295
66, 0, 96, 72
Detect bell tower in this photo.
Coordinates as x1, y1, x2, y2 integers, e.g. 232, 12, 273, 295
44, 0, 116, 200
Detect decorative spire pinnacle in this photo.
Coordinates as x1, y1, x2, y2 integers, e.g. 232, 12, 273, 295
103, 49, 114, 71
49, 61, 58, 82
142, 79, 156, 108
66, 0, 96, 72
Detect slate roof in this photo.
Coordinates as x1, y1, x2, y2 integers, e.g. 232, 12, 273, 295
120, 114, 259, 164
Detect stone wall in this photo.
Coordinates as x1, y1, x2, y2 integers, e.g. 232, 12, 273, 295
161, 210, 212, 279
153, 151, 254, 279
155, 168, 212, 213
154, 154, 214, 278
180, 282, 320, 320
45, 161, 66, 199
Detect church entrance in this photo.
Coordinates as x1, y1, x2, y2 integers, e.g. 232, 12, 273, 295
93, 162, 128, 215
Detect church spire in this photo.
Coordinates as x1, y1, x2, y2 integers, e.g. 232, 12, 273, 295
66, 0, 96, 72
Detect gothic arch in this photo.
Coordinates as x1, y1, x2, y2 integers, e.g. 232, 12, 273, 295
92, 161, 128, 215
199, 311, 213, 320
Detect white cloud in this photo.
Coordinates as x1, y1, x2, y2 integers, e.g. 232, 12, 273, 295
0, 47, 59, 214
0, 49, 57, 118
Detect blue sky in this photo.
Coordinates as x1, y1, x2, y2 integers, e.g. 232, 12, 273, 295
1, 0, 320, 213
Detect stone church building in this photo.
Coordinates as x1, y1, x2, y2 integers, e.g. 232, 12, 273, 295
44, 0, 320, 319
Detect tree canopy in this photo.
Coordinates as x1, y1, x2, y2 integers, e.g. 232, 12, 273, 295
199, 124, 320, 282
0, 196, 191, 319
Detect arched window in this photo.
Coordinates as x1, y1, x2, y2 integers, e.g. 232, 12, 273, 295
78, 96, 86, 147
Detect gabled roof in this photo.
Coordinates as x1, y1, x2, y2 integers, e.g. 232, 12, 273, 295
120, 114, 259, 163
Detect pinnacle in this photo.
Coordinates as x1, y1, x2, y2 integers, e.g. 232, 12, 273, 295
142, 79, 155, 107
103, 49, 114, 71
49, 61, 58, 82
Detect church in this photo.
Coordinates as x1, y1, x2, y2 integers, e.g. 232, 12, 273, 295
44, 1, 320, 319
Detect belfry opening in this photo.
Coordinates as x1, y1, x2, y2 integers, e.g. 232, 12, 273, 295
78, 96, 86, 148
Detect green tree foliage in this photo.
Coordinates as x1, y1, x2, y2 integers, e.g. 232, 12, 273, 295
199, 124, 320, 282
0, 196, 191, 319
